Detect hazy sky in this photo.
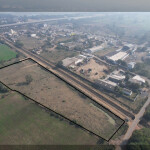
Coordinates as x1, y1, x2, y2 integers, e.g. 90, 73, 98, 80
0, 0, 149, 11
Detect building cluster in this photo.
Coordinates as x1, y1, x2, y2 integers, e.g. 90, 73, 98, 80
62, 53, 93, 69
96, 68, 145, 98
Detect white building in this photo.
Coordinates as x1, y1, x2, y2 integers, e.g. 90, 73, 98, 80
62, 57, 78, 67
128, 62, 136, 69
31, 34, 37, 38
107, 51, 128, 64
129, 75, 145, 85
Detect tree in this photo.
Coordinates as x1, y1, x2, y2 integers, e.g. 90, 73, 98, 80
117, 59, 127, 67
0, 83, 8, 93
25, 75, 33, 85
143, 105, 150, 121
115, 86, 123, 95
126, 82, 140, 93
127, 128, 150, 150
15, 40, 24, 48
136, 47, 147, 52
56, 61, 63, 67
0, 39, 4, 44
125, 74, 130, 82
122, 46, 130, 51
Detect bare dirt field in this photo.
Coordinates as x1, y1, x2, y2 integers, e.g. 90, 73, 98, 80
125, 52, 147, 63
77, 59, 108, 80
0, 59, 123, 140
40, 49, 78, 64
94, 47, 117, 57
20, 35, 43, 50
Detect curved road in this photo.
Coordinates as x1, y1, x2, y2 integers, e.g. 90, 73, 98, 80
121, 93, 150, 145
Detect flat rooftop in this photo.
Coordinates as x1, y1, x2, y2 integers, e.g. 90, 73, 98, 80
108, 52, 127, 62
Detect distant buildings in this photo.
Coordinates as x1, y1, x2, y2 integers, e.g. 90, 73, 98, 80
31, 34, 37, 38
62, 54, 88, 67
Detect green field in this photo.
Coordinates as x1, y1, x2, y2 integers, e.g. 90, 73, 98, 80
0, 44, 17, 61
0, 91, 99, 145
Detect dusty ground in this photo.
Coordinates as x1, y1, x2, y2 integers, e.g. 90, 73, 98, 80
125, 52, 147, 63
77, 59, 108, 80
94, 47, 117, 57
0, 59, 123, 140
20, 35, 43, 50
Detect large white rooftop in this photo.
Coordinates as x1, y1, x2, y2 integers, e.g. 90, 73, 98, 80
132, 75, 145, 83
108, 52, 128, 62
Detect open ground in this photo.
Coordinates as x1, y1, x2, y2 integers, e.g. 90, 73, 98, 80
20, 35, 43, 50
76, 59, 108, 81
40, 49, 78, 64
0, 59, 124, 140
0, 89, 99, 145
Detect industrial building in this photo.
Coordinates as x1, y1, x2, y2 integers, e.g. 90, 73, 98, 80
106, 51, 128, 64
123, 88, 132, 96
108, 74, 125, 83
127, 62, 136, 69
96, 79, 117, 92
129, 75, 145, 85
62, 57, 79, 67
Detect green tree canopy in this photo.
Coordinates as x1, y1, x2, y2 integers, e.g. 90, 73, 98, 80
127, 128, 150, 150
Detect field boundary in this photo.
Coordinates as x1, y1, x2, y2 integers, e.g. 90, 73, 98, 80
0, 58, 125, 141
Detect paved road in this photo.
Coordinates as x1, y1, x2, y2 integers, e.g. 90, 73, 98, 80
0, 14, 101, 28
121, 93, 150, 145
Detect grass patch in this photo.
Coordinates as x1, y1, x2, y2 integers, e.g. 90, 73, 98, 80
90, 103, 116, 126
0, 91, 99, 145
0, 44, 17, 61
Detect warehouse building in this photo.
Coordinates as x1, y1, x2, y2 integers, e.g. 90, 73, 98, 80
129, 75, 145, 85
106, 51, 128, 64
128, 62, 136, 69
123, 88, 132, 96
96, 79, 117, 92
108, 74, 125, 83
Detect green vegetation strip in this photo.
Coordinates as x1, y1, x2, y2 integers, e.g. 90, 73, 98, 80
90, 103, 116, 125
0, 44, 17, 61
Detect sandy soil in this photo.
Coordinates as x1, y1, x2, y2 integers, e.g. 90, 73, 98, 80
77, 59, 108, 80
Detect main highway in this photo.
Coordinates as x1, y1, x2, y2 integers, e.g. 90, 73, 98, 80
0, 14, 102, 28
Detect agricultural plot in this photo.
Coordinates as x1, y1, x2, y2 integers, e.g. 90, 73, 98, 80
0, 44, 17, 61
0, 59, 124, 140
0, 90, 99, 145
0, 44, 25, 68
